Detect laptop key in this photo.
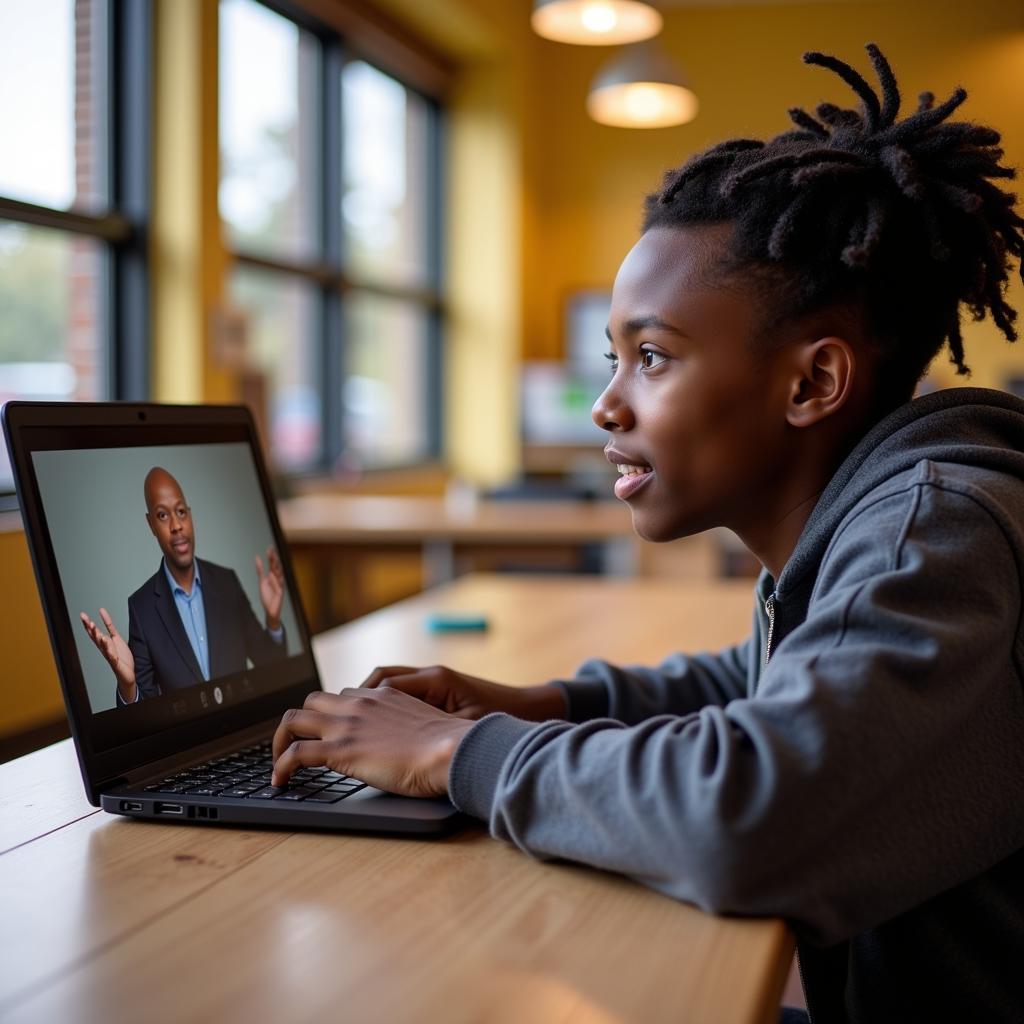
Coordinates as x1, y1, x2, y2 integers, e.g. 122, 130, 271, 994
249, 786, 288, 799
304, 790, 351, 803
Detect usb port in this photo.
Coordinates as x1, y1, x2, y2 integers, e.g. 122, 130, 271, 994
120, 800, 143, 812
155, 802, 184, 815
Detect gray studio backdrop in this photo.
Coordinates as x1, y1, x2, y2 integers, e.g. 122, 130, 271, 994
33, 442, 302, 713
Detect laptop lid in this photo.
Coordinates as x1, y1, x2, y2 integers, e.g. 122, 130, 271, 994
3, 401, 320, 804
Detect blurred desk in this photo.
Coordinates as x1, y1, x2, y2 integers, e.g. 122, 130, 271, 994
279, 494, 641, 628
0, 574, 791, 1024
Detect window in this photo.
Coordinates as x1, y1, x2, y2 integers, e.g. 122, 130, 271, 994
0, 0, 151, 503
220, 0, 443, 474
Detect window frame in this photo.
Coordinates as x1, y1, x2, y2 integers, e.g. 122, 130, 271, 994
0, 0, 153, 511
223, 0, 446, 475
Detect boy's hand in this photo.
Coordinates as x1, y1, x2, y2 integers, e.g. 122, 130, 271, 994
360, 664, 567, 722
271, 688, 475, 796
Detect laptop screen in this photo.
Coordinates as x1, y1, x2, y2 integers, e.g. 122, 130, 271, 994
8, 408, 318, 763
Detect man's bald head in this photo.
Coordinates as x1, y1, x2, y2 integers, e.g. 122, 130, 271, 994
144, 467, 186, 514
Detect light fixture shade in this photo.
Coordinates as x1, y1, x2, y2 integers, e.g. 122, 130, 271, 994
586, 43, 698, 128
531, 0, 663, 46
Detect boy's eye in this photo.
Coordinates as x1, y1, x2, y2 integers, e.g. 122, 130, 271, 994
641, 349, 667, 369
603, 351, 619, 373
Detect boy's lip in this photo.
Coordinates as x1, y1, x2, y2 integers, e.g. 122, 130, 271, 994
604, 444, 652, 469
614, 468, 653, 501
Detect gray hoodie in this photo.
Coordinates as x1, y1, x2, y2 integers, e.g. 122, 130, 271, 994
448, 387, 1024, 1023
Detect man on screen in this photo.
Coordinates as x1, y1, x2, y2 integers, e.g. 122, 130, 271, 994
80, 466, 287, 705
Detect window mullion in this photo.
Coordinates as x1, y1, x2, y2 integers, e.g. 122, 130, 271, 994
423, 95, 445, 458
322, 38, 344, 471
111, 0, 153, 400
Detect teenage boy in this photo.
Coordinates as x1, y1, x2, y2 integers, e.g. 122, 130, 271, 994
271, 45, 1024, 1023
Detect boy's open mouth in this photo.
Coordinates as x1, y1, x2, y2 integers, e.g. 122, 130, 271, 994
604, 447, 654, 500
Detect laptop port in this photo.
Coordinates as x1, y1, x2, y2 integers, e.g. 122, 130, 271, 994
155, 802, 184, 815
120, 800, 143, 813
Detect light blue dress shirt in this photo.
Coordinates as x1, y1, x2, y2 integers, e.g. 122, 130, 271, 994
164, 559, 211, 680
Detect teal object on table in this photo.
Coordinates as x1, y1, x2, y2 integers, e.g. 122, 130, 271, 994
426, 612, 490, 632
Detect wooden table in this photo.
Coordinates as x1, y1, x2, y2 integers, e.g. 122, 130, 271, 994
278, 494, 644, 629
0, 575, 792, 1024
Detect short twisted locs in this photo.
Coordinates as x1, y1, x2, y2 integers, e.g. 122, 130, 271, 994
644, 43, 1024, 400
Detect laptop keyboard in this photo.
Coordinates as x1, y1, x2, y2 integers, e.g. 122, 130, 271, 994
143, 740, 367, 803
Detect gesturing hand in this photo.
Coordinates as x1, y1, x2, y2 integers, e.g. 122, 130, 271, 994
361, 664, 568, 722
271, 687, 475, 796
255, 547, 285, 630
79, 608, 136, 701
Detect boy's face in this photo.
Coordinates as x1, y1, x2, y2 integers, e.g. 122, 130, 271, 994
594, 224, 795, 543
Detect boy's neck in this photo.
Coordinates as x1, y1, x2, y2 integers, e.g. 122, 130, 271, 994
741, 488, 825, 581
739, 428, 863, 579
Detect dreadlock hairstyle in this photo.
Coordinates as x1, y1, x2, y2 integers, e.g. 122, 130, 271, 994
643, 43, 1024, 408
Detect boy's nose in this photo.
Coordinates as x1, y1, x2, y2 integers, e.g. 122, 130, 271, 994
592, 383, 634, 432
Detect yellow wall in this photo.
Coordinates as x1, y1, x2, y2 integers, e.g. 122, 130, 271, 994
0, 522, 63, 738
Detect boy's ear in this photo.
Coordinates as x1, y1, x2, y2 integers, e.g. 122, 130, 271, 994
785, 336, 855, 429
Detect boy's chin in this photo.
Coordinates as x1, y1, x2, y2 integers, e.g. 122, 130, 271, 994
628, 509, 703, 545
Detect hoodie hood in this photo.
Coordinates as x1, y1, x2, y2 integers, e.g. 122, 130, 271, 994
778, 386, 1024, 596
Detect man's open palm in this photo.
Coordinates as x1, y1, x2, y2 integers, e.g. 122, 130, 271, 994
256, 547, 285, 628
80, 608, 136, 694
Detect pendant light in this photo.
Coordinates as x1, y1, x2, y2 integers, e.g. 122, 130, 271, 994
586, 43, 698, 129
531, 0, 663, 46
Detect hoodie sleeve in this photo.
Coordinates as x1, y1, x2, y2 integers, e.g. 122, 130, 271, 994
553, 635, 754, 724
448, 479, 1024, 946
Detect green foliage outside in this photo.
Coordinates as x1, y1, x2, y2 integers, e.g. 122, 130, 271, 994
0, 223, 68, 363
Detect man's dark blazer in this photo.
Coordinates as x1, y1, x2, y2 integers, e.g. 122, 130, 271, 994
120, 558, 287, 702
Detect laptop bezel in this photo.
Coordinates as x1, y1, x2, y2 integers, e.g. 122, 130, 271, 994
3, 401, 322, 805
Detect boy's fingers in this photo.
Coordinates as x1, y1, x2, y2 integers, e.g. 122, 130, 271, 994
99, 608, 119, 637
361, 665, 420, 689
271, 708, 330, 764
254, 555, 265, 578
272, 738, 329, 787
303, 690, 347, 712
377, 673, 435, 700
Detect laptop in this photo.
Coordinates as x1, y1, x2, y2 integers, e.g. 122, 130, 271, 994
3, 400, 461, 834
